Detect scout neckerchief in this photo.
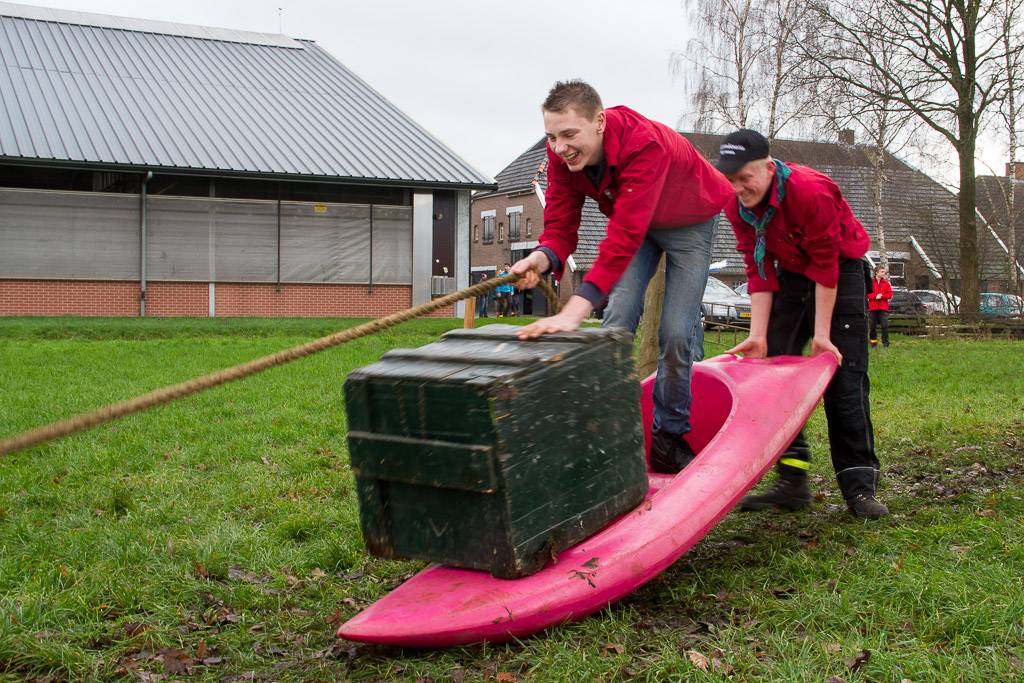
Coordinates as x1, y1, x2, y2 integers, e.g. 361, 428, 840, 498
738, 159, 791, 280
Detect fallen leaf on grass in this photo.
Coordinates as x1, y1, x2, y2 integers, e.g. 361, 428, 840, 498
824, 642, 842, 653
845, 649, 871, 670
310, 567, 327, 580
450, 668, 465, 682
123, 622, 146, 637
601, 642, 626, 655
495, 673, 518, 682
708, 659, 733, 675
845, 547, 857, 557
204, 608, 241, 625
160, 647, 194, 674
977, 509, 997, 518
825, 678, 847, 683
687, 650, 710, 671
193, 563, 209, 580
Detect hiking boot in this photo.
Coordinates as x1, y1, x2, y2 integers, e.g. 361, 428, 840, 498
649, 430, 697, 474
847, 494, 889, 519
739, 474, 811, 512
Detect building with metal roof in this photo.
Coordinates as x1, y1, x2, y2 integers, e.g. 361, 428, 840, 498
0, 1, 495, 317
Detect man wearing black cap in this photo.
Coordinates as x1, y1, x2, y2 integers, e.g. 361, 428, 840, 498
717, 129, 887, 519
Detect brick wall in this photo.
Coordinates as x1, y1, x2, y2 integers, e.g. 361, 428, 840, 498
470, 194, 544, 273
0, 279, 453, 318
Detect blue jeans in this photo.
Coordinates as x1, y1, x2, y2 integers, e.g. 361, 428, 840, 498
601, 216, 716, 435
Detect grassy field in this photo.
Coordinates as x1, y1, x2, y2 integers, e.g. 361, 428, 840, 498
1, 317, 1022, 682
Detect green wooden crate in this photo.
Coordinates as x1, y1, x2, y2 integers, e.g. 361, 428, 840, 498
344, 324, 648, 578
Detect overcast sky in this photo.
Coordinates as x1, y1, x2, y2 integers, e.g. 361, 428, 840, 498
10, 0, 697, 179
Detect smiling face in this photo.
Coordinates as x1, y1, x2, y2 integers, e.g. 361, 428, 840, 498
725, 158, 775, 208
543, 106, 606, 172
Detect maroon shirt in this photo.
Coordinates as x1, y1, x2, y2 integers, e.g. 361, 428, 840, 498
725, 163, 870, 293
540, 106, 732, 296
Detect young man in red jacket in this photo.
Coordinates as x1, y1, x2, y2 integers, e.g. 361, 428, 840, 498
717, 129, 887, 519
511, 80, 733, 473
868, 264, 893, 347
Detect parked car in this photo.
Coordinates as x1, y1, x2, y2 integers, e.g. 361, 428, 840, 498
702, 276, 752, 327
734, 282, 749, 297
911, 289, 961, 316
888, 288, 929, 317
980, 292, 1024, 318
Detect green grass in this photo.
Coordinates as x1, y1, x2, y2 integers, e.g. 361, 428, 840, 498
1, 317, 1023, 681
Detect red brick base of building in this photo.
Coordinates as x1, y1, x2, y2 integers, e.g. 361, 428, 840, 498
0, 280, 454, 318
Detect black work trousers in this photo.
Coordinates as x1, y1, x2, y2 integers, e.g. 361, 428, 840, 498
869, 310, 889, 346
767, 259, 881, 500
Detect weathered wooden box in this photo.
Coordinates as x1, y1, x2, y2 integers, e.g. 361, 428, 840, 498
344, 324, 647, 578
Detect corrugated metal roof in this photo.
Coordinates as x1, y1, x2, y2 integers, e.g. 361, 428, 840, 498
0, 2, 494, 189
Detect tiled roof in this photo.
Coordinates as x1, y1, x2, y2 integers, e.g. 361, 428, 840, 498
976, 176, 1024, 278
483, 130, 1005, 280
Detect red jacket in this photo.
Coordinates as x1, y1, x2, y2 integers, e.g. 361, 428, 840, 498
540, 106, 733, 296
868, 277, 893, 311
725, 163, 870, 294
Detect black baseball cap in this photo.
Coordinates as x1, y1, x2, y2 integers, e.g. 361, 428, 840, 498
715, 129, 770, 174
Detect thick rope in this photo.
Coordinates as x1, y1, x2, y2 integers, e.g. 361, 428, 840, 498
0, 274, 560, 457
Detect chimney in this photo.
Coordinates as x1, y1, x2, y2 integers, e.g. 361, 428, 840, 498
1006, 162, 1024, 180
839, 129, 855, 146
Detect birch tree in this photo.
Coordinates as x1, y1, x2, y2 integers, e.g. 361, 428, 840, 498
675, 0, 816, 138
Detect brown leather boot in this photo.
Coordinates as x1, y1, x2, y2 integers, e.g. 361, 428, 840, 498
847, 493, 889, 519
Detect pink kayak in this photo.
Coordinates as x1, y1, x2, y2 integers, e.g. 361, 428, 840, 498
337, 353, 837, 647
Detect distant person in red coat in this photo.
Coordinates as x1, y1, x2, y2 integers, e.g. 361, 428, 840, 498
868, 265, 893, 348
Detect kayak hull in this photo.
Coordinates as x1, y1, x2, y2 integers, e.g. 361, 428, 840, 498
337, 354, 836, 647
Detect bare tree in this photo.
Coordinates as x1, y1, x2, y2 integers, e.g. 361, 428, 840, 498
997, 0, 1023, 295
808, 0, 1023, 320
674, 0, 816, 138
811, 32, 927, 273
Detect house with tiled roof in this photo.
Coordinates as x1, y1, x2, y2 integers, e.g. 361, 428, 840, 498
469, 138, 607, 314
975, 169, 1024, 292
685, 132, 1011, 293
477, 130, 1011, 305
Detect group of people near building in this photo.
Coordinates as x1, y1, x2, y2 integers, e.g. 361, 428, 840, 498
510, 79, 889, 519
475, 266, 519, 318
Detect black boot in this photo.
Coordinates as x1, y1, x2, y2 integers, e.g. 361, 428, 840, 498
649, 429, 697, 474
739, 466, 811, 512
837, 467, 888, 519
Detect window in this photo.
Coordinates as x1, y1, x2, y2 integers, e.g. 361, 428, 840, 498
526, 217, 532, 237
498, 221, 505, 243
508, 211, 521, 241
482, 215, 494, 243
473, 225, 479, 242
